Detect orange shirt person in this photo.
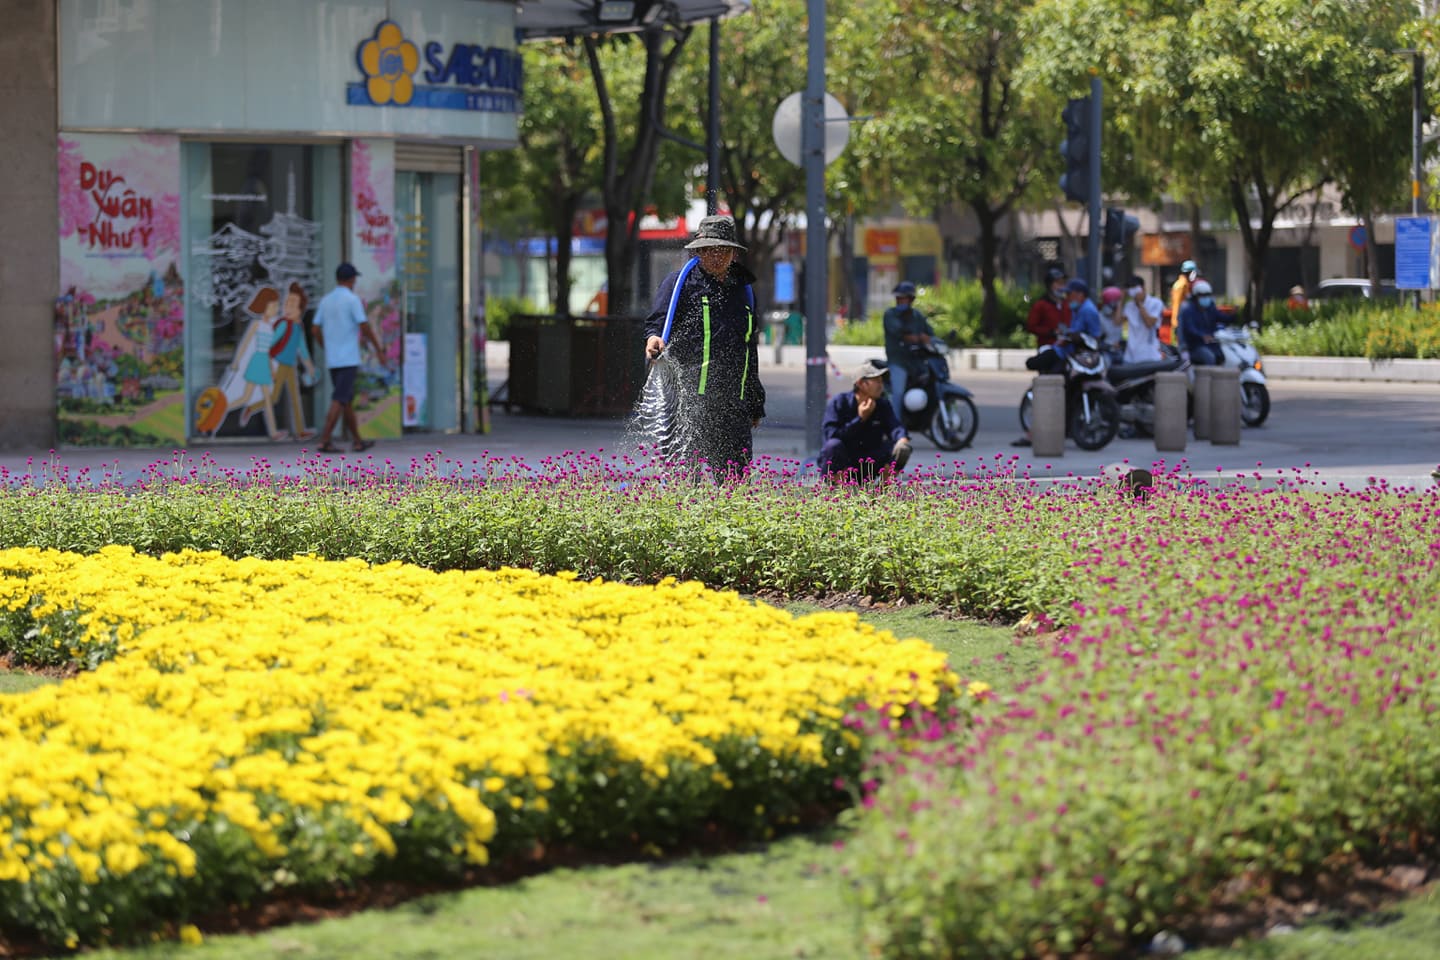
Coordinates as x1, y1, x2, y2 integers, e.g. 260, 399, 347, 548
1165, 259, 1198, 345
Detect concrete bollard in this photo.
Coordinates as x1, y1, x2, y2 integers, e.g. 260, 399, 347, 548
1192, 367, 1214, 441
1031, 375, 1066, 457
1209, 367, 1241, 445
1153, 371, 1188, 452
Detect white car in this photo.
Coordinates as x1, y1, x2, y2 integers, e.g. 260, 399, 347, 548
1313, 278, 1399, 302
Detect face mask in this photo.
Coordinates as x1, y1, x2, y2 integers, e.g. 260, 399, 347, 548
1127, 286, 1143, 298
1198, 296, 1215, 308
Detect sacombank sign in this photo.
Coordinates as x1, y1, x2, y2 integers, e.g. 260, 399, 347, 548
346, 20, 522, 114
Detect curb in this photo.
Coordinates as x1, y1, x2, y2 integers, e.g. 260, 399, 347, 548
773, 345, 1440, 383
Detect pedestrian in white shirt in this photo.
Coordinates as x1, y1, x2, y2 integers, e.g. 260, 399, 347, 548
1122, 275, 1166, 364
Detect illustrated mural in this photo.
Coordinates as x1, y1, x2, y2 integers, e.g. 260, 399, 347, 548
56, 133, 185, 447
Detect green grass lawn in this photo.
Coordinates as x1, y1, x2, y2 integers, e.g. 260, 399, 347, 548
1188, 887, 1440, 959
0, 670, 53, 695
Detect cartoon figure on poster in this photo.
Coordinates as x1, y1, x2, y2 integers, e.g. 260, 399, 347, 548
267, 282, 317, 440
195, 285, 288, 438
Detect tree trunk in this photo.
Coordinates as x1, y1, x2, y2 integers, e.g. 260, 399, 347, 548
551, 193, 579, 317
1189, 201, 1202, 270
1229, 176, 1276, 325
1361, 209, 1382, 296
974, 202, 1001, 344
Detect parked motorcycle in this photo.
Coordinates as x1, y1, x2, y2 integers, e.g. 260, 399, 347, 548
1018, 332, 1120, 451
1216, 323, 1270, 426
1108, 346, 1188, 439
876, 340, 979, 451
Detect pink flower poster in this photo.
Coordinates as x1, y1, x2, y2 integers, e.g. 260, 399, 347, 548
349, 140, 401, 438
55, 133, 185, 447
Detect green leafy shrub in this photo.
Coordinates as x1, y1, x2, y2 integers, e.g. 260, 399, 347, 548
831, 280, 1033, 348
1255, 301, 1440, 359
485, 295, 539, 342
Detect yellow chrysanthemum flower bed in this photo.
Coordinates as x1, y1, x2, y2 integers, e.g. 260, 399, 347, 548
0, 547, 957, 949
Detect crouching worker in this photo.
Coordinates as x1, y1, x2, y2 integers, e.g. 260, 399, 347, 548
817, 361, 914, 482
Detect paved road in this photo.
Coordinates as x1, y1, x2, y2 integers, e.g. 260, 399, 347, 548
1, 361, 1435, 488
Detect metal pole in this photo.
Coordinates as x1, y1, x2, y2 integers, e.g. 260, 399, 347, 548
1413, 52, 1424, 309
803, 0, 827, 455
1087, 76, 1102, 294
707, 19, 720, 216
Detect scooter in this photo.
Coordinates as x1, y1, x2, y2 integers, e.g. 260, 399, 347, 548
1108, 346, 1188, 439
1216, 323, 1270, 426
1018, 331, 1120, 451
875, 340, 979, 451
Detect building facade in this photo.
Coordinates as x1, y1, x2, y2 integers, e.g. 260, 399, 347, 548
3, 0, 520, 449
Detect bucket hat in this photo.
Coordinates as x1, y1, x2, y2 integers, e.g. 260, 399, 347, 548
684, 215, 747, 251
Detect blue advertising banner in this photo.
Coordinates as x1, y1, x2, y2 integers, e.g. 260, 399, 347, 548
1395, 216, 1432, 290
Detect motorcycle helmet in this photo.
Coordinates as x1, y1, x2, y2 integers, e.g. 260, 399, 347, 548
1191, 280, 1213, 297
1101, 286, 1124, 307
893, 281, 918, 298
902, 387, 928, 412
1044, 265, 1067, 284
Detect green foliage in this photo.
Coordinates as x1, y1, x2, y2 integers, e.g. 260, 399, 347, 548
844, 482, 1440, 957
485, 295, 540, 342
830, 280, 1032, 348
1255, 303, 1440, 359
0, 473, 1078, 634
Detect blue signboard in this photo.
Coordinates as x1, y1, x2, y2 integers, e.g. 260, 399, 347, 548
347, 20, 522, 114
1395, 216, 1432, 290
773, 262, 796, 304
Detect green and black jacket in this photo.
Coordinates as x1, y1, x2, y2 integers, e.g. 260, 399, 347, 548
644, 260, 766, 422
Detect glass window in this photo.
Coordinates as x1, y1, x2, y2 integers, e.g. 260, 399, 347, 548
184, 143, 342, 439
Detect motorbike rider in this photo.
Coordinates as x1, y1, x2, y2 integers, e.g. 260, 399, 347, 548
1025, 264, 1071, 349
1178, 279, 1224, 366
1062, 279, 1103, 348
882, 281, 936, 420
818, 360, 913, 482
1122, 275, 1166, 363
1166, 259, 1199, 345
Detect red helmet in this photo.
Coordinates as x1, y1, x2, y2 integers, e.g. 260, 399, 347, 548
1101, 286, 1124, 307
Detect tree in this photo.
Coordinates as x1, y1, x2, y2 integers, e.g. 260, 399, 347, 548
669, 3, 814, 308
1185, 0, 1436, 316
585, 27, 694, 314
486, 42, 604, 314
1321, 10, 1438, 296
836, 0, 1059, 341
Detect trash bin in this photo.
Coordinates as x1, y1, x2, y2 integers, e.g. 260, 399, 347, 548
506, 313, 645, 417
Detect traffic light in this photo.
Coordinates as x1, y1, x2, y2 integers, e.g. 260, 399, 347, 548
1102, 208, 1141, 273
1059, 97, 1091, 204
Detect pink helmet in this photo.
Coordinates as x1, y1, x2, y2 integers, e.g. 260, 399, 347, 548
1101, 286, 1124, 307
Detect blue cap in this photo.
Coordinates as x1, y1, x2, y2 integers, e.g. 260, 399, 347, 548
336, 262, 360, 281
1065, 278, 1090, 295
893, 281, 917, 297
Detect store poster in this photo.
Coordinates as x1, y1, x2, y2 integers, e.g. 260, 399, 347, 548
403, 333, 428, 426
55, 133, 184, 447
350, 139, 401, 438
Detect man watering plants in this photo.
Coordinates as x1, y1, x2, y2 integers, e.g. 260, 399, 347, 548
643, 216, 765, 480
